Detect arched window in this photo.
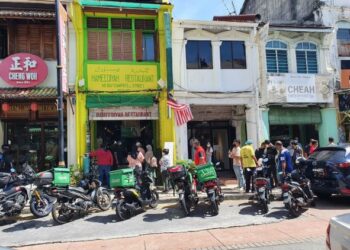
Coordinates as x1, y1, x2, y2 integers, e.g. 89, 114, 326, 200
296, 42, 318, 74
265, 41, 288, 73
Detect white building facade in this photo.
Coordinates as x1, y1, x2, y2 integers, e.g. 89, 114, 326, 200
172, 19, 264, 169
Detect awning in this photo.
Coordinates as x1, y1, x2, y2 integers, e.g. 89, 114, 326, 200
86, 94, 154, 108
269, 107, 321, 125
0, 88, 57, 100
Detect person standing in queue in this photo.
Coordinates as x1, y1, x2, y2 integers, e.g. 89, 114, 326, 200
90, 143, 114, 188
275, 141, 293, 183
159, 148, 171, 192
240, 140, 258, 193
229, 139, 245, 191
264, 140, 278, 187
193, 139, 207, 166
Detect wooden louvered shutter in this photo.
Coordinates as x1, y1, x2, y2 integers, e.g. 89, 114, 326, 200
112, 31, 122, 60
135, 29, 143, 61
42, 25, 56, 59
15, 24, 28, 53
122, 32, 132, 60
29, 25, 41, 57
88, 31, 108, 60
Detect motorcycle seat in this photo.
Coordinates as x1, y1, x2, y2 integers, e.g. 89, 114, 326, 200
69, 186, 87, 194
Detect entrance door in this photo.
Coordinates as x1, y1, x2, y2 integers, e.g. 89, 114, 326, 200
212, 129, 229, 169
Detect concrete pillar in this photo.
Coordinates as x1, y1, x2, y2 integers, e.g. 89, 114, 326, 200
319, 107, 339, 146
175, 123, 188, 160
67, 98, 76, 167
261, 108, 270, 140
245, 106, 259, 148
211, 41, 222, 91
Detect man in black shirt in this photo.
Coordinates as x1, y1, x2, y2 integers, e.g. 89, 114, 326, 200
264, 140, 278, 187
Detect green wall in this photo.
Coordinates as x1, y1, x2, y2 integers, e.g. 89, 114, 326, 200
319, 108, 339, 147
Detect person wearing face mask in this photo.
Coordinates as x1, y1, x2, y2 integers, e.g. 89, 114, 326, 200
90, 143, 114, 188
229, 139, 245, 191
206, 142, 214, 164
193, 139, 206, 166
159, 148, 171, 192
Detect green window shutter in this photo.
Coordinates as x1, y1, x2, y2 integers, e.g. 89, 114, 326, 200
269, 107, 321, 125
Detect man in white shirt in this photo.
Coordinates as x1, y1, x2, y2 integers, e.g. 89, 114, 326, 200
229, 139, 245, 191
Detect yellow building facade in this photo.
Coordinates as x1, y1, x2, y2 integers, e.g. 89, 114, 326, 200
70, 0, 175, 166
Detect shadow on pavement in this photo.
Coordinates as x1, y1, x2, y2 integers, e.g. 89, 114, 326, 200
264, 210, 289, 219
85, 214, 118, 224
312, 196, 350, 210
2, 219, 53, 233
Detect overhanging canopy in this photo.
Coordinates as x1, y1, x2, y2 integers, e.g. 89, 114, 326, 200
86, 94, 154, 108
269, 107, 321, 125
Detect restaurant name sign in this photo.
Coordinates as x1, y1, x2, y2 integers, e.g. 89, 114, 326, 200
87, 64, 158, 92
89, 105, 159, 121
0, 53, 48, 88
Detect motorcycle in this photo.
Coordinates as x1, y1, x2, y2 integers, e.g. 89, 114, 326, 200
202, 178, 224, 216
168, 164, 199, 216
115, 170, 159, 221
254, 158, 271, 214
0, 162, 53, 218
281, 157, 315, 218
51, 173, 112, 224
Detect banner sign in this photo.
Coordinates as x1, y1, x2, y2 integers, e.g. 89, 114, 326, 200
285, 74, 316, 102
59, 1, 68, 93
0, 53, 48, 88
87, 64, 157, 92
89, 105, 159, 120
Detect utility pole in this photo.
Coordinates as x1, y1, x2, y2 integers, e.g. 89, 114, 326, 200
55, 0, 65, 167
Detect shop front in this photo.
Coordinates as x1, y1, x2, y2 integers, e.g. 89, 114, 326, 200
71, 1, 175, 165
264, 73, 338, 147
0, 52, 67, 171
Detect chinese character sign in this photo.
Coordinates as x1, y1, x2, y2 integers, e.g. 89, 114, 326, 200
0, 53, 48, 87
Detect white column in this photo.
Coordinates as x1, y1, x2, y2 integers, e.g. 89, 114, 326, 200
245, 106, 259, 148
211, 41, 222, 91
290, 44, 297, 73
67, 98, 76, 167
175, 123, 188, 160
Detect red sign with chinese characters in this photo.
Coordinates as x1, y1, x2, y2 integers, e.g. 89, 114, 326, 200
0, 53, 48, 88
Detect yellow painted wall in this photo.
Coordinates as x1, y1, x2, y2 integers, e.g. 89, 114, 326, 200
71, 1, 176, 165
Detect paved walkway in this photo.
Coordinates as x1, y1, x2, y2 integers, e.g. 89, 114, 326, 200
15, 197, 350, 250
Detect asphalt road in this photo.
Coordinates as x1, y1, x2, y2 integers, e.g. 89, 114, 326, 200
3, 196, 350, 250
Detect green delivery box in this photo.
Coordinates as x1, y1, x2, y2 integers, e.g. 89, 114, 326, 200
53, 168, 70, 187
196, 163, 217, 183
110, 168, 135, 188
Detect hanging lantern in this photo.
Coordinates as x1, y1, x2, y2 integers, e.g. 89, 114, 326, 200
1, 102, 10, 112
30, 102, 38, 112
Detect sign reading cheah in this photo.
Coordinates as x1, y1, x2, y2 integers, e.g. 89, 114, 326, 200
0, 53, 48, 88
89, 105, 159, 121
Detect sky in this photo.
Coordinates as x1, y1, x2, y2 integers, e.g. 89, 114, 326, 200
171, 0, 245, 21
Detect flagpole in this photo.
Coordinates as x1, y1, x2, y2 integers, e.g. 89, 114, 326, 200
55, 0, 65, 167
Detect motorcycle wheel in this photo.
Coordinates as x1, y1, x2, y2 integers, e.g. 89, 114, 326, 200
149, 190, 159, 208
289, 200, 302, 218
30, 194, 52, 218
261, 200, 269, 214
51, 202, 74, 225
116, 199, 132, 221
96, 190, 112, 211
180, 196, 191, 216
210, 200, 219, 216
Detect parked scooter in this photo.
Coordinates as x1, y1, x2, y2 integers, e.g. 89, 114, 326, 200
51, 172, 111, 224
115, 170, 159, 220
254, 157, 271, 214
281, 157, 315, 217
0, 162, 54, 218
168, 163, 199, 216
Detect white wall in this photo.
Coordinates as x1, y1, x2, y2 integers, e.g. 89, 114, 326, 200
321, 0, 350, 7
173, 21, 258, 93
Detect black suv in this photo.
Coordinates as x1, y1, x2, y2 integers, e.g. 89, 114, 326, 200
304, 145, 350, 198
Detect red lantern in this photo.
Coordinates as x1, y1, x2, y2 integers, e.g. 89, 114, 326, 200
30, 102, 38, 112
1, 102, 10, 112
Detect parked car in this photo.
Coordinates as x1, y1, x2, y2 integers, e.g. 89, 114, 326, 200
304, 145, 350, 198
327, 213, 350, 250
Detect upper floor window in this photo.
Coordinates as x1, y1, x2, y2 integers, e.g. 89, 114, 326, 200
337, 28, 350, 57
296, 42, 318, 74
86, 17, 158, 62
266, 41, 288, 73
220, 41, 247, 69
186, 40, 213, 69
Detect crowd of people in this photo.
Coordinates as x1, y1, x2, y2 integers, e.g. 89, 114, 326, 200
89, 136, 337, 192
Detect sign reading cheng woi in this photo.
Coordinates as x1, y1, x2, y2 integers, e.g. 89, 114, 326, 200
89, 105, 159, 121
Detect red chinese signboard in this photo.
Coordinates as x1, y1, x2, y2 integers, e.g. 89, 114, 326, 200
0, 53, 48, 88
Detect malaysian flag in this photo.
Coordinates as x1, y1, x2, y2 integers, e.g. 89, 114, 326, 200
167, 98, 194, 126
